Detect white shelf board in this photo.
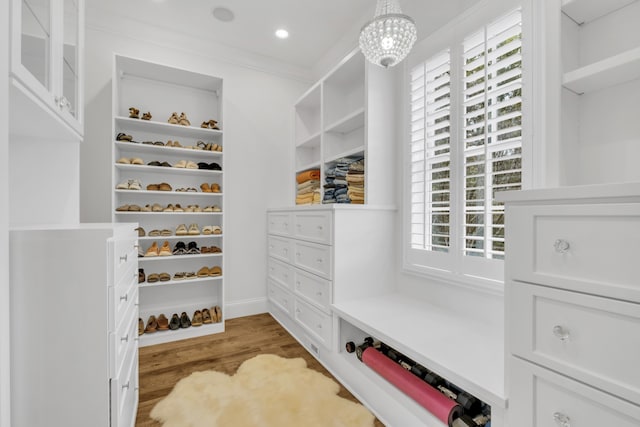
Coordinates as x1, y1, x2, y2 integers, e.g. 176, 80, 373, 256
332, 293, 506, 407
115, 116, 223, 139
114, 141, 223, 158
139, 253, 223, 262
114, 189, 223, 197
324, 108, 365, 134
563, 46, 640, 94
324, 146, 365, 164
114, 163, 222, 176
138, 321, 224, 347
296, 131, 321, 148
115, 211, 223, 216
561, 0, 637, 24
138, 235, 223, 241
295, 161, 322, 174
139, 276, 223, 288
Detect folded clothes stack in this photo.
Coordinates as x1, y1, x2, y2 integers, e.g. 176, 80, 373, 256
346, 158, 365, 204
296, 169, 321, 205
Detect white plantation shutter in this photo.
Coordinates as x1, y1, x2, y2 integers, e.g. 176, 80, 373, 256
406, 7, 523, 282
410, 50, 451, 252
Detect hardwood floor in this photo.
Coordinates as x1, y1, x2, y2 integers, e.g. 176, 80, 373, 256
136, 313, 384, 427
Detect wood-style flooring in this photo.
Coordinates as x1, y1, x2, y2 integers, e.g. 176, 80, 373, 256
136, 312, 384, 427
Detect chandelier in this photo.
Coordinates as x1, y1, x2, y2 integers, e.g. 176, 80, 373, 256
359, 0, 417, 68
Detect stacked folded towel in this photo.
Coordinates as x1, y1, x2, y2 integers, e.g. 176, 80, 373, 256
296, 169, 321, 205
346, 158, 365, 204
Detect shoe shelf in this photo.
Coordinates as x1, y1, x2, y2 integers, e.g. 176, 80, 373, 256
139, 253, 223, 262
115, 141, 223, 158
114, 164, 223, 176
114, 54, 225, 346
139, 276, 223, 288
115, 116, 223, 140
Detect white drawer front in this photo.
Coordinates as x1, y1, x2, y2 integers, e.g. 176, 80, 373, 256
267, 212, 293, 236
110, 293, 138, 379
509, 357, 640, 427
267, 257, 294, 290
508, 204, 640, 302
110, 346, 138, 427
510, 282, 640, 404
110, 274, 137, 332
112, 237, 138, 287
294, 298, 332, 349
267, 280, 294, 317
294, 269, 332, 313
293, 211, 332, 244
267, 236, 292, 263
293, 240, 332, 279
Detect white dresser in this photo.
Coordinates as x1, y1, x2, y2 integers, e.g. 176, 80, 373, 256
267, 206, 395, 353
9, 223, 139, 427
501, 184, 640, 426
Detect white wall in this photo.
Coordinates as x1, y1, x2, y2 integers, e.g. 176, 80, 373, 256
80, 19, 310, 317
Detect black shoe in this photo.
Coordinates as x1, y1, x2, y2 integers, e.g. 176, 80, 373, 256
180, 312, 191, 328
187, 241, 200, 254
169, 313, 180, 330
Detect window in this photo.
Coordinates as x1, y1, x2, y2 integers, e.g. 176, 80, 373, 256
406, 8, 524, 284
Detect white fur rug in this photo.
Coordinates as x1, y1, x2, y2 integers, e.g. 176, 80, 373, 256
150, 354, 375, 427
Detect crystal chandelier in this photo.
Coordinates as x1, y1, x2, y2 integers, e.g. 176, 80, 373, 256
359, 0, 417, 68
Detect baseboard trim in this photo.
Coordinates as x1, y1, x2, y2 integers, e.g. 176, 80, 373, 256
225, 297, 268, 319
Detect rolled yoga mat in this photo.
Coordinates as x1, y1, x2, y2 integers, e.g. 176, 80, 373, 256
361, 347, 463, 426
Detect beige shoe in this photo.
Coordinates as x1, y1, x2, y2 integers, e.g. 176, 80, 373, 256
188, 224, 200, 235
178, 112, 191, 126
173, 160, 187, 168
175, 224, 188, 236
158, 241, 172, 256
144, 242, 159, 257
168, 112, 179, 124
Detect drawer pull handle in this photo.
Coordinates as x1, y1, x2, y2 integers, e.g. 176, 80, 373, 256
120, 254, 128, 262
122, 381, 130, 390
134, 244, 139, 249
553, 412, 570, 427
552, 325, 570, 341
121, 334, 129, 342
120, 294, 128, 302
554, 239, 570, 254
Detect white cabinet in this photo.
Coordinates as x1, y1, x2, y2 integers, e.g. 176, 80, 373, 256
9, 223, 138, 427
501, 183, 640, 426
10, 0, 84, 138
112, 55, 225, 346
293, 49, 396, 205
267, 206, 395, 351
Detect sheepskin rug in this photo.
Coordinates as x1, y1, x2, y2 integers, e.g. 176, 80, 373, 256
150, 354, 375, 427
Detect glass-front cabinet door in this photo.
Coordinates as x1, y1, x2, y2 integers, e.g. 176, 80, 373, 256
61, 0, 79, 122
17, 0, 52, 93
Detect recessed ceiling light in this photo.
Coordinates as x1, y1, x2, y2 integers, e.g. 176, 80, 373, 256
275, 29, 289, 39
212, 7, 235, 22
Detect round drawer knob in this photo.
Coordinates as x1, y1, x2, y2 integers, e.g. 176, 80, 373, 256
553, 412, 571, 427
552, 325, 570, 341
554, 239, 570, 253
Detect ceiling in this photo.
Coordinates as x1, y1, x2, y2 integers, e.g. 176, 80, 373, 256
86, 0, 478, 70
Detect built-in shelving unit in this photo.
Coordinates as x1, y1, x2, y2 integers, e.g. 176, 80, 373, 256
112, 55, 225, 347
292, 49, 395, 205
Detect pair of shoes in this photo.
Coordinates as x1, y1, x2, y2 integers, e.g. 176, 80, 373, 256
173, 160, 198, 169
211, 306, 222, 322
129, 107, 140, 119
147, 161, 172, 167
166, 140, 182, 147
148, 228, 172, 236
203, 205, 222, 212
175, 188, 198, 193
173, 271, 196, 280
117, 132, 133, 142
176, 223, 200, 235
117, 157, 143, 165
197, 162, 222, 170
200, 183, 221, 193
146, 183, 172, 191
200, 119, 220, 130
147, 272, 171, 283
141, 111, 152, 120
164, 204, 185, 212
171, 241, 199, 255
115, 204, 143, 212
196, 141, 223, 151
168, 112, 191, 126
201, 246, 222, 254
139, 268, 145, 283
202, 225, 222, 235
145, 241, 172, 257
196, 266, 222, 277
116, 179, 142, 190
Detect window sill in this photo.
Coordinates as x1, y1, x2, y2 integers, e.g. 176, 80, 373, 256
401, 262, 505, 297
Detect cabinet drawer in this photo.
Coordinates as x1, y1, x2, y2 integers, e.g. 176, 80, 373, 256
267, 236, 292, 263
110, 346, 138, 427
508, 204, 640, 302
293, 211, 332, 244
110, 294, 138, 379
508, 357, 640, 427
110, 274, 137, 332
112, 237, 138, 286
293, 240, 332, 279
294, 269, 332, 313
294, 298, 332, 349
510, 282, 640, 404
267, 280, 294, 317
267, 257, 294, 290
267, 212, 293, 236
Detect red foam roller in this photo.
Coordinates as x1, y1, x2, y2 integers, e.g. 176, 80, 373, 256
361, 347, 462, 426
